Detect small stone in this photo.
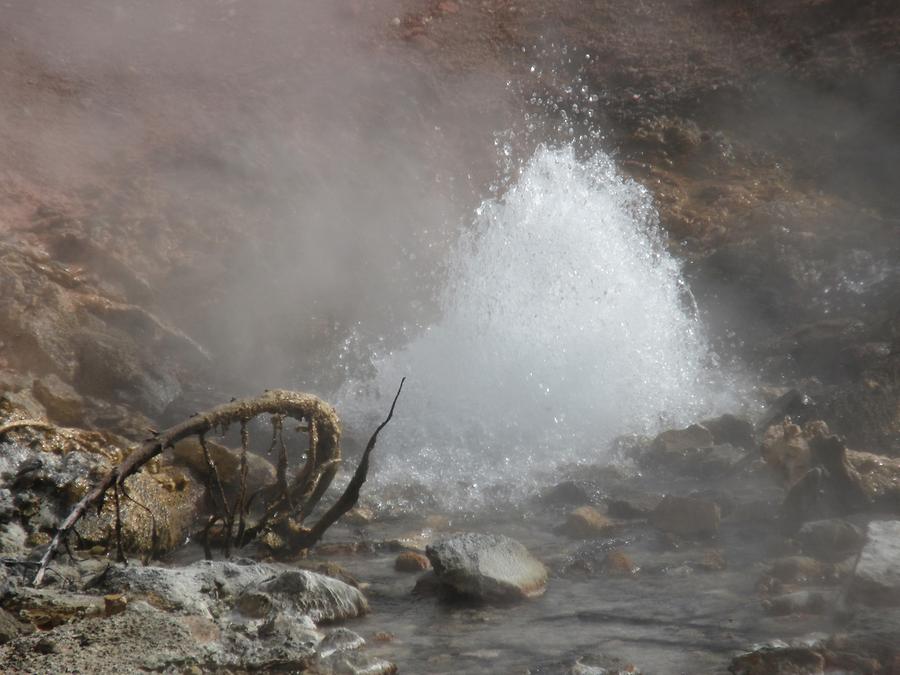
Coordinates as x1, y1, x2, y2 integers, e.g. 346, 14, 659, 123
437, 0, 460, 14
318, 628, 365, 658
602, 550, 638, 576
344, 507, 374, 526
372, 631, 395, 643
103, 594, 127, 617
561, 506, 615, 538
426, 532, 548, 601
650, 495, 720, 538
395, 551, 430, 573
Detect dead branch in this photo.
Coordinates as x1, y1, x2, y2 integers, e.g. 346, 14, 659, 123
0, 419, 56, 439
34, 389, 341, 586
34, 383, 404, 586
292, 377, 405, 550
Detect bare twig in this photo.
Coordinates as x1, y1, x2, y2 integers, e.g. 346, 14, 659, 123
34, 389, 340, 586
293, 378, 405, 550
0, 419, 55, 439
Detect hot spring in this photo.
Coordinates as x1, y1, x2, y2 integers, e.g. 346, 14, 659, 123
337, 143, 736, 502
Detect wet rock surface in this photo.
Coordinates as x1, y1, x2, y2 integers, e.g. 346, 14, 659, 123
426, 533, 548, 601
0, 434, 204, 558
850, 520, 900, 606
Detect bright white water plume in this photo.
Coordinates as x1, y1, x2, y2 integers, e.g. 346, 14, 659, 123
338, 144, 730, 501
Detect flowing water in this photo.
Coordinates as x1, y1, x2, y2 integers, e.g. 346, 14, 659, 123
337, 143, 736, 504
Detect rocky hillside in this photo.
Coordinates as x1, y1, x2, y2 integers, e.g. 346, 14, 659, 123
1, 0, 897, 448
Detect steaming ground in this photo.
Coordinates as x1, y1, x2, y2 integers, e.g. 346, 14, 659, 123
337, 144, 741, 506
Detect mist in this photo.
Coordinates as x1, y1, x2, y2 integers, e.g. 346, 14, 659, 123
2, 1, 900, 673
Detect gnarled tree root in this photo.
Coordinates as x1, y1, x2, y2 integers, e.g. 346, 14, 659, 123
34, 380, 403, 586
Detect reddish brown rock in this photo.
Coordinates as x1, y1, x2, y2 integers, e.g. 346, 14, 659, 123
561, 506, 616, 538
395, 551, 431, 573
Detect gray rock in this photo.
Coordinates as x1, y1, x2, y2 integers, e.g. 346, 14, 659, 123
248, 569, 369, 623
426, 532, 548, 601
317, 627, 366, 658
104, 560, 368, 622
851, 520, 900, 606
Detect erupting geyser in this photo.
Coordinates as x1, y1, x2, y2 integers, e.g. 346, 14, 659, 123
338, 144, 730, 499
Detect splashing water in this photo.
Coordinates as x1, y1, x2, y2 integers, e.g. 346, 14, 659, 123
338, 144, 730, 502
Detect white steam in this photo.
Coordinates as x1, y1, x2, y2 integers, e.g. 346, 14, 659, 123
338, 144, 729, 498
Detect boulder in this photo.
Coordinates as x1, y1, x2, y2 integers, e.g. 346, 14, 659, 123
850, 520, 900, 606
171, 436, 277, 499
426, 533, 548, 601
650, 495, 720, 538
0, 435, 203, 556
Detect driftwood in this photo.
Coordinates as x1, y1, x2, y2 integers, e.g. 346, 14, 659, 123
34, 380, 404, 586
